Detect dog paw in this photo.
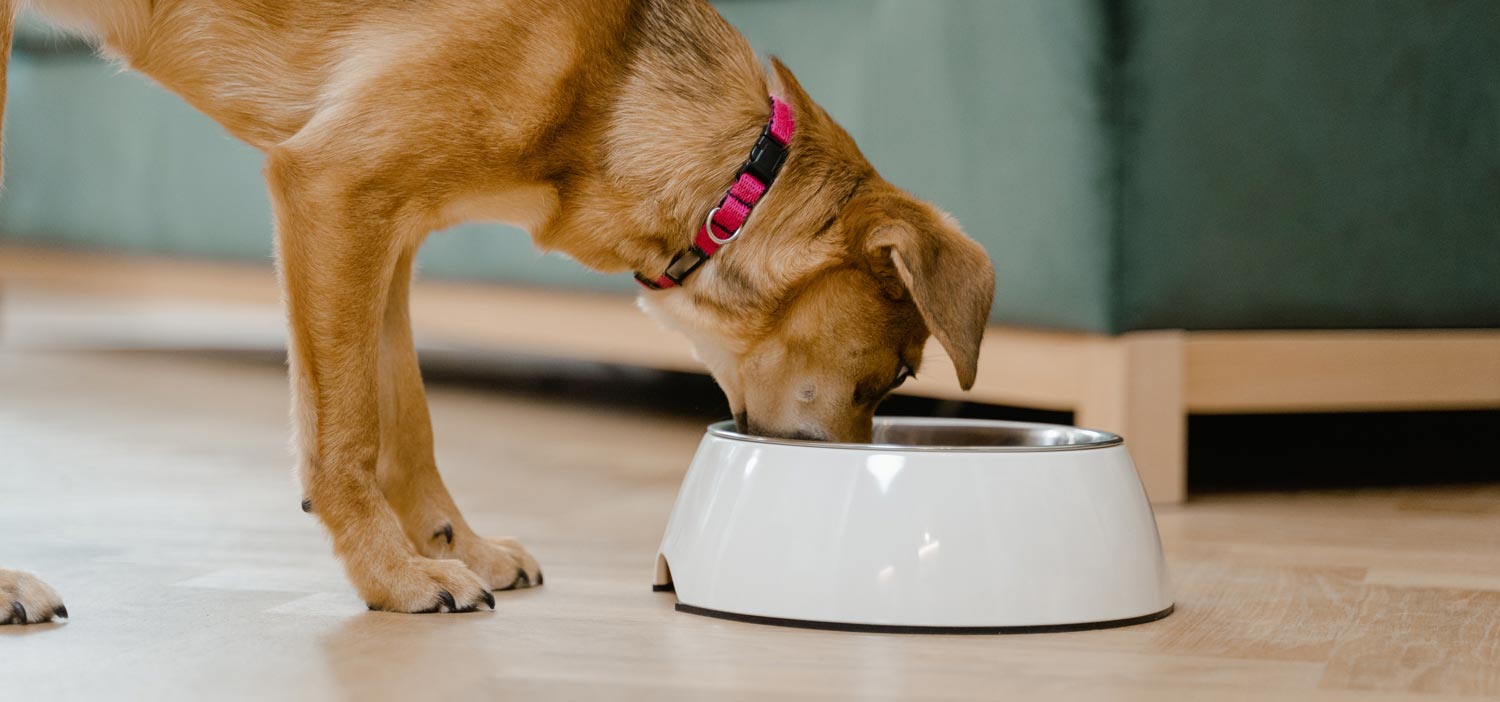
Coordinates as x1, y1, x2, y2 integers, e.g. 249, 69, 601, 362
360, 557, 494, 614
454, 536, 543, 592
0, 569, 68, 625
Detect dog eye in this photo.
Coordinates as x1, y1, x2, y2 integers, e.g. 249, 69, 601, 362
853, 365, 915, 406
891, 364, 914, 389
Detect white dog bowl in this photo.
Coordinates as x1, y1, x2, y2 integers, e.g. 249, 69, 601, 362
653, 417, 1173, 633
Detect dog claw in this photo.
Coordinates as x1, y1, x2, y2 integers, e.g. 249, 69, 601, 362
500, 571, 531, 591
53, 605, 68, 620
433, 523, 454, 545
10, 601, 26, 625
366, 590, 484, 614
537, 571, 544, 586
301, 499, 312, 513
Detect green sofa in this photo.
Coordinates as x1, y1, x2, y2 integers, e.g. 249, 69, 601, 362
5, 1, 1497, 332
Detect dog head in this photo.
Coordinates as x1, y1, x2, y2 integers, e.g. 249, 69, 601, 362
641, 60, 995, 443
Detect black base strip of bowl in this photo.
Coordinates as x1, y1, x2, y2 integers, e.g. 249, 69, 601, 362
652, 583, 676, 592
673, 602, 1174, 635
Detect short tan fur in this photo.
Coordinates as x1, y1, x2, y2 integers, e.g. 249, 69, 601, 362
1, 0, 994, 614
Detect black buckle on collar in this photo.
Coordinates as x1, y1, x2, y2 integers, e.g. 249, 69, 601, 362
742, 125, 788, 185
663, 245, 710, 284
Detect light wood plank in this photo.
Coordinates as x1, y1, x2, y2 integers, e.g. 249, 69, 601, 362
1321, 587, 1500, 696
1077, 330, 1187, 503
1186, 330, 1500, 413
1150, 562, 1368, 662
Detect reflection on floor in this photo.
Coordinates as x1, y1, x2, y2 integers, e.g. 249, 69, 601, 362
2, 347, 1498, 701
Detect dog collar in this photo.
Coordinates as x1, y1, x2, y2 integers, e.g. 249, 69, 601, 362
635, 97, 795, 290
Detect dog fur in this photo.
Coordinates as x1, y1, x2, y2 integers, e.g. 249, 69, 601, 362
0, 0, 994, 616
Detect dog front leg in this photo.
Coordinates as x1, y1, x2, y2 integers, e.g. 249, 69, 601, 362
375, 249, 541, 591
268, 152, 491, 614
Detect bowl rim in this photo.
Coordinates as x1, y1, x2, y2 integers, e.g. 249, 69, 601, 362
706, 417, 1124, 453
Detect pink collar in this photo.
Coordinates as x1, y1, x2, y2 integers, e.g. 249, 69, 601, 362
636, 97, 796, 290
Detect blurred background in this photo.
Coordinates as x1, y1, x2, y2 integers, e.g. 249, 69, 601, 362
2, 0, 1498, 500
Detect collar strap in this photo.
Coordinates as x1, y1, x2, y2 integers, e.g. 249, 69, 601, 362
636, 97, 796, 290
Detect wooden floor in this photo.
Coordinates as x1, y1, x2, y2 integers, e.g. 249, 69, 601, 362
2, 302, 1500, 700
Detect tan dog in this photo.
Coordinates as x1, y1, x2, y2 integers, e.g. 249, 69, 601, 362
0, 0, 994, 617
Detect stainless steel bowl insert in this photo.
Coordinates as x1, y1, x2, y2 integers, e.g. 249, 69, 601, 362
707, 417, 1123, 452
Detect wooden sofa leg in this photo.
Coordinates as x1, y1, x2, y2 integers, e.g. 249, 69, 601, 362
1076, 331, 1187, 504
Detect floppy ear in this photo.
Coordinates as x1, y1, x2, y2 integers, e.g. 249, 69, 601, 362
867, 212, 995, 390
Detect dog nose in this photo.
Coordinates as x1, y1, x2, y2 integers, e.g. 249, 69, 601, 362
748, 423, 832, 442
736, 413, 837, 442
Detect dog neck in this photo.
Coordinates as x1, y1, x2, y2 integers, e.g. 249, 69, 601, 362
631, 97, 793, 291
528, 1, 786, 298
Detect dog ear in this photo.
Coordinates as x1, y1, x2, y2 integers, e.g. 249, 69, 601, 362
866, 209, 995, 390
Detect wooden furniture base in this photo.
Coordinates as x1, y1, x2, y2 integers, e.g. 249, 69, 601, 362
4, 245, 1497, 503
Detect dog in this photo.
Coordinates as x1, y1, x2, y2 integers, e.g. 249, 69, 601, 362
0, 0, 995, 618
